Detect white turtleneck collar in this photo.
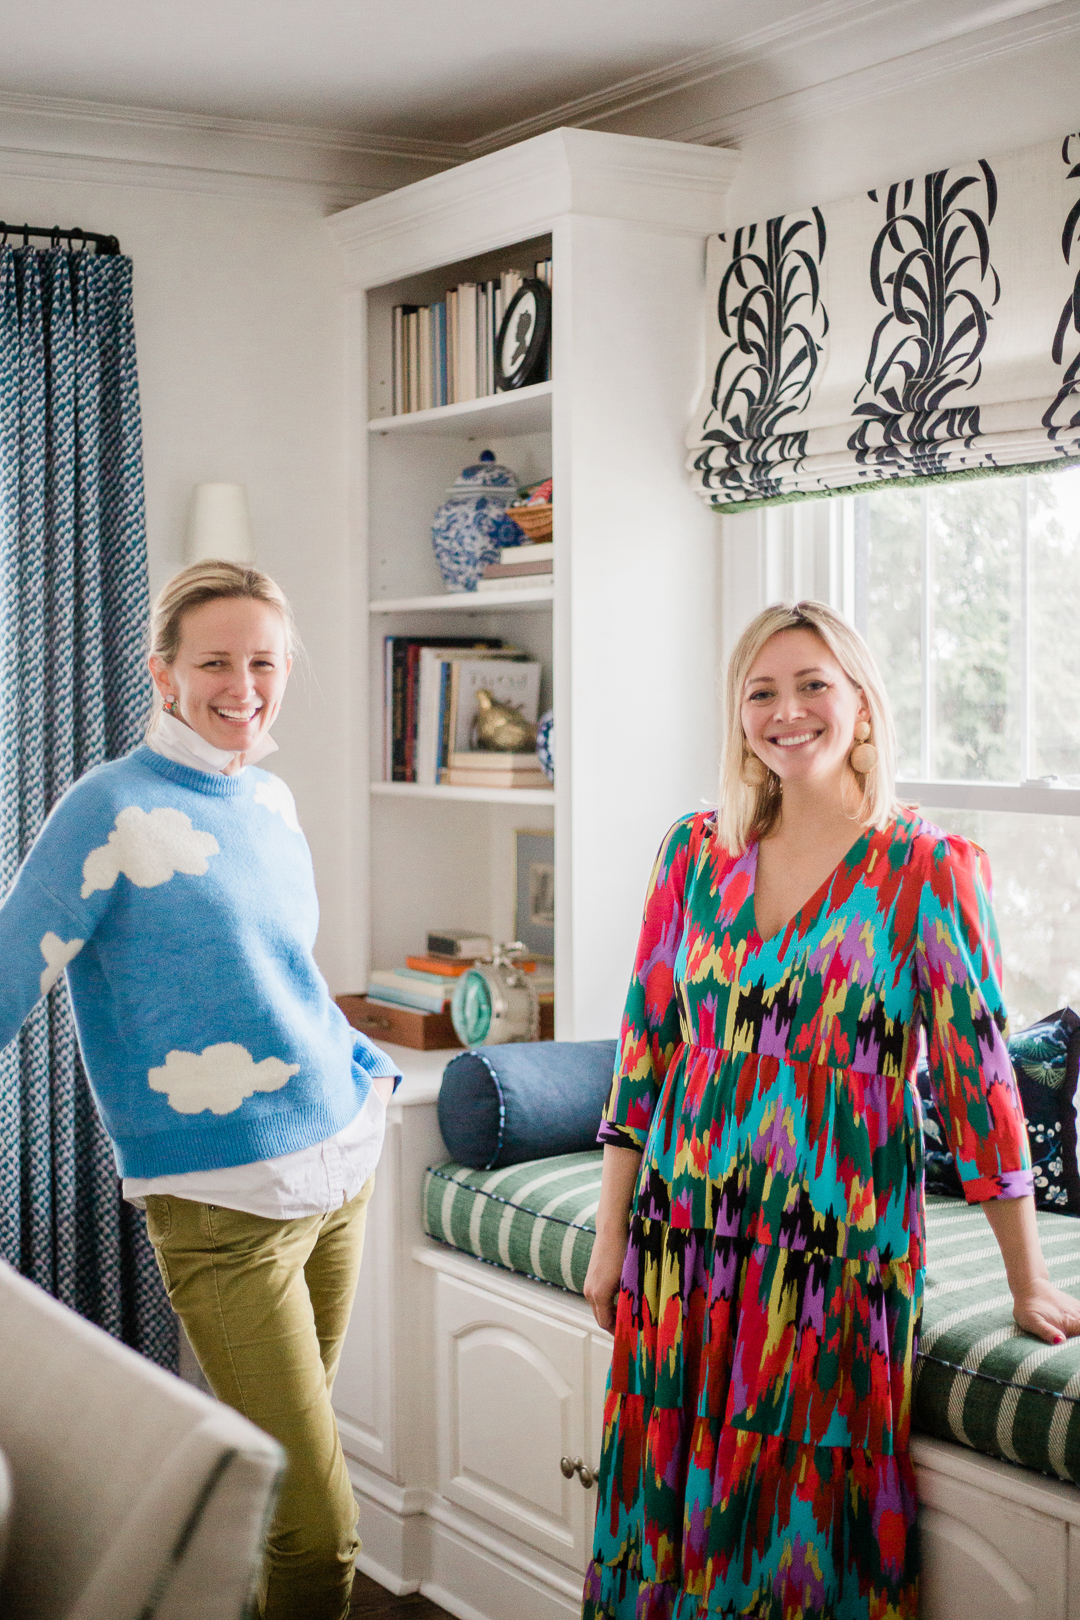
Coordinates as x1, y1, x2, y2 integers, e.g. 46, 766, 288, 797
148, 710, 280, 776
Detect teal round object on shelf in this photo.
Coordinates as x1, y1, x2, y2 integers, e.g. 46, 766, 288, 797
451, 969, 493, 1046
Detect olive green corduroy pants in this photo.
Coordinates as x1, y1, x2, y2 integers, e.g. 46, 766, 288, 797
144, 1179, 374, 1620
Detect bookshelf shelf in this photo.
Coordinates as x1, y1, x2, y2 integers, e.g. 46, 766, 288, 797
370, 584, 553, 613
371, 781, 555, 806
368, 380, 552, 439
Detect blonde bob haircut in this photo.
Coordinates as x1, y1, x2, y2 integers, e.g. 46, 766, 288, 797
718, 599, 902, 854
145, 559, 299, 738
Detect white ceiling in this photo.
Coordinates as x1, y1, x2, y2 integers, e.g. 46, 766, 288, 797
0, 0, 1070, 148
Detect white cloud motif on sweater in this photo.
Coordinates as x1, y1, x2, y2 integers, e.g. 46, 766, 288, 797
81, 806, 220, 899
39, 932, 85, 995
148, 1042, 299, 1115
254, 777, 301, 834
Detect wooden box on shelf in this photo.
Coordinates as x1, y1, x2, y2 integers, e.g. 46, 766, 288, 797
337, 992, 555, 1050
337, 993, 462, 1051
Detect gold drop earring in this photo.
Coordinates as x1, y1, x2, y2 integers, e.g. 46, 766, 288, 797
850, 720, 878, 774
741, 749, 769, 787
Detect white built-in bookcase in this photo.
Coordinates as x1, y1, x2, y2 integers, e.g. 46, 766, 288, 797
326, 129, 738, 1039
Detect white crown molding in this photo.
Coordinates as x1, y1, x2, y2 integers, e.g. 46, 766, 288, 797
0, 142, 384, 210
451, 0, 919, 159
0, 88, 455, 207
0, 0, 1069, 209
659, 0, 1080, 147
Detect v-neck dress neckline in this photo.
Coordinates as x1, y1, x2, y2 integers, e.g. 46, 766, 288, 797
749, 826, 872, 946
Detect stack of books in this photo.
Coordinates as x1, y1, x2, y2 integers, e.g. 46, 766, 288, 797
478, 541, 553, 593
337, 931, 555, 1050
384, 637, 542, 786
439, 751, 550, 789
391, 258, 552, 416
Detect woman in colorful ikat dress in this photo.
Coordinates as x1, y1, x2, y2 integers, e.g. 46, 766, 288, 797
581, 600, 1080, 1620
0, 562, 400, 1620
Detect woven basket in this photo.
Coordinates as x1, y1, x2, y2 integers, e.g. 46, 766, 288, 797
508, 502, 553, 542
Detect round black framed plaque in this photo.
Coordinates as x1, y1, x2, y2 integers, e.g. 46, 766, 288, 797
494, 279, 551, 392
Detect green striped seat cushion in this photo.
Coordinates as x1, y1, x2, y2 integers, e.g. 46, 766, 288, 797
916, 1194, 1080, 1484
424, 1152, 602, 1294
423, 1163, 1080, 1485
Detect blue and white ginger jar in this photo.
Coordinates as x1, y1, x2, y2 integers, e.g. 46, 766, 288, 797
536, 710, 554, 783
432, 450, 524, 592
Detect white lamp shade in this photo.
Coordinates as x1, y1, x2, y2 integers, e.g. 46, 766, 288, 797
186, 483, 254, 564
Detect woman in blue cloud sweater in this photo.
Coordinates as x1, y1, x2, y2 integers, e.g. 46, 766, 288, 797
0, 560, 398, 1620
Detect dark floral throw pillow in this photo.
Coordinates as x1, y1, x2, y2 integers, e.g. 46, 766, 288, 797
916, 1006, 1080, 1212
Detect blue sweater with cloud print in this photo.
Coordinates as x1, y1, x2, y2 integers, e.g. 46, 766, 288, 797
0, 746, 400, 1178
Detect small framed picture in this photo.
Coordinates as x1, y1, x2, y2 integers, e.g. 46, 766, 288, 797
495, 280, 551, 392
515, 829, 554, 959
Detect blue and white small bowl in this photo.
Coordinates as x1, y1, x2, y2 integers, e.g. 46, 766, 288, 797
536, 710, 554, 783
432, 450, 524, 593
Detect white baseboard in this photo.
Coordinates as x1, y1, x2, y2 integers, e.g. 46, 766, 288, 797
350, 1466, 583, 1620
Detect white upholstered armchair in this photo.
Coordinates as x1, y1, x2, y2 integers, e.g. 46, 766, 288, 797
0, 1260, 284, 1620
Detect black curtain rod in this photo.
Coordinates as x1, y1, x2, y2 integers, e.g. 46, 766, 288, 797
0, 222, 121, 255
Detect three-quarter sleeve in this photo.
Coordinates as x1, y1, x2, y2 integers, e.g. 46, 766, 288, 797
598, 815, 698, 1153
915, 831, 1033, 1203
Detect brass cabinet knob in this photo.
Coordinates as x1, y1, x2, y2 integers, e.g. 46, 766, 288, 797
558, 1455, 596, 1488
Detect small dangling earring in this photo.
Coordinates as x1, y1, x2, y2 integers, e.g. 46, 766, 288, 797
741, 750, 769, 788
850, 720, 878, 774
163, 694, 180, 717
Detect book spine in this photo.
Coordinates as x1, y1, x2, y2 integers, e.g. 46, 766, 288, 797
406, 310, 420, 414
418, 305, 432, 413
404, 643, 421, 781
433, 301, 447, 408
392, 306, 404, 416
481, 559, 554, 579
437, 661, 453, 778
457, 283, 478, 403
390, 639, 408, 782
447, 288, 458, 405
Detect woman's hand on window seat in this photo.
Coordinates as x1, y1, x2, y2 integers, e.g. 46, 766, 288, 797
982, 1194, 1080, 1344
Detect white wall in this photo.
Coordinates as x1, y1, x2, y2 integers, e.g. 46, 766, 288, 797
0, 164, 360, 988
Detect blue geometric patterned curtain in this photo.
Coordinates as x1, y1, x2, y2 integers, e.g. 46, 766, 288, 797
0, 245, 176, 1369
688, 127, 1080, 510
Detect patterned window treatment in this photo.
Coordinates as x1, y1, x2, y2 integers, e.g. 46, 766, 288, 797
688, 129, 1080, 511
0, 246, 175, 1369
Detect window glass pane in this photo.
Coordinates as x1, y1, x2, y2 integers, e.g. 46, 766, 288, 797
927, 479, 1022, 783
920, 805, 1080, 1028
855, 489, 921, 775
1030, 466, 1080, 783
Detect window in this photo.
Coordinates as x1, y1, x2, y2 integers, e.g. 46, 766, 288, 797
850, 467, 1080, 1026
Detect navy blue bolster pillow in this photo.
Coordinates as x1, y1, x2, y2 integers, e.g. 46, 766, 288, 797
437, 1039, 619, 1170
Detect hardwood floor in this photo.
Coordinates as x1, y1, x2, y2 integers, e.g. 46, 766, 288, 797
349, 1570, 451, 1617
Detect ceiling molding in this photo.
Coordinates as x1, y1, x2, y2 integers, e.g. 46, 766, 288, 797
0, 88, 460, 165
452, 0, 918, 159
0, 0, 1070, 206
661, 0, 1080, 147
0, 143, 386, 210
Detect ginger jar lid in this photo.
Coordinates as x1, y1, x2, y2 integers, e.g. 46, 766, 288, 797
445, 448, 519, 497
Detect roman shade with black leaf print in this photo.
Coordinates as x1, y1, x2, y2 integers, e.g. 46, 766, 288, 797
687, 129, 1080, 510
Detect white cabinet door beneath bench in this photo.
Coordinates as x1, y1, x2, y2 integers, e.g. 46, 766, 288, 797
435, 1270, 604, 1573
913, 1437, 1076, 1620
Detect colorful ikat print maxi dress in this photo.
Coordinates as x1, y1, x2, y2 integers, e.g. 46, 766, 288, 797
583, 809, 1032, 1620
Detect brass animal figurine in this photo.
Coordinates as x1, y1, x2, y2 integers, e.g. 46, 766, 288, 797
472, 689, 538, 752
